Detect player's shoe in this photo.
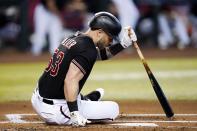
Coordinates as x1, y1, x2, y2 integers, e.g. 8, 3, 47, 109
83, 88, 104, 101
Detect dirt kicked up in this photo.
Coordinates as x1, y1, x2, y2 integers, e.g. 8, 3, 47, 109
0, 100, 197, 131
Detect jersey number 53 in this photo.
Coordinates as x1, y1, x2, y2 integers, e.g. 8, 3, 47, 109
45, 49, 64, 77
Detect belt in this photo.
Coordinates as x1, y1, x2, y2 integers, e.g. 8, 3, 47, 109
36, 87, 54, 105
42, 98, 54, 105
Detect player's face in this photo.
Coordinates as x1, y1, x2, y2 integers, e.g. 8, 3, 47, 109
96, 30, 113, 49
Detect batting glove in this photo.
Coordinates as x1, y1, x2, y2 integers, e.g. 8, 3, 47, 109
120, 26, 137, 48
70, 111, 91, 127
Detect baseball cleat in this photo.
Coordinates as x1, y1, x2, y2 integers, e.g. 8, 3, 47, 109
84, 88, 104, 101
96, 88, 104, 101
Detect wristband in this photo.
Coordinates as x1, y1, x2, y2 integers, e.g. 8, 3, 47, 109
100, 48, 108, 60
67, 100, 78, 112
109, 43, 124, 55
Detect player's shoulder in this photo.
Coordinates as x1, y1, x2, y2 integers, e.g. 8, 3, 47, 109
75, 34, 94, 46
60, 32, 95, 50
72, 33, 96, 51
74, 33, 97, 56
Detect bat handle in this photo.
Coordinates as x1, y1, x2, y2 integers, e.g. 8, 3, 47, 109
133, 41, 145, 61
128, 28, 145, 61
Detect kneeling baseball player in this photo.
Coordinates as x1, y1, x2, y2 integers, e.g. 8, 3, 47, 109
31, 12, 137, 126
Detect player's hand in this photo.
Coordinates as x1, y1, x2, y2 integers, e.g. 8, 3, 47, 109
120, 26, 137, 48
70, 111, 91, 127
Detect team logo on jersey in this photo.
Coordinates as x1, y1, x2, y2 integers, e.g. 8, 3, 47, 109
61, 38, 76, 49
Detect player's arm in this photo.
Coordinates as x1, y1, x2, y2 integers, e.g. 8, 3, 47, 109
96, 44, 124, 60
64, 62, 83, 104
64, 62, 90, 126
96, 27, 137, 60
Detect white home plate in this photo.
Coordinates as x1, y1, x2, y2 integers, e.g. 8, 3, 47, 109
109, 123, 158, 127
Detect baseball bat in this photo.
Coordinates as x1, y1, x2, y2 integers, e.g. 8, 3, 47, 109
132, 41, 174, 118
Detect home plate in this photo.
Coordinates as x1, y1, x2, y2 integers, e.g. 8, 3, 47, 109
109, 123, 158, 127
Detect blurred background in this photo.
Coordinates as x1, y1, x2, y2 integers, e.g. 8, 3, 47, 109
0, 0, 197, 54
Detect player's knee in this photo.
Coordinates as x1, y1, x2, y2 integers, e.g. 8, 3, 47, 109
110, 101, 119, 119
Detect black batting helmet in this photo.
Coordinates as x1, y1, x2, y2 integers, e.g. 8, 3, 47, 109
89, 12, 122, 43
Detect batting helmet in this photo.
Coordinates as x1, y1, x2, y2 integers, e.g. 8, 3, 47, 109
89, 12, 122, 43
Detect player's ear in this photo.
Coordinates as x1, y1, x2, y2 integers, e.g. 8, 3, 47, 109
97, 29, 104, 38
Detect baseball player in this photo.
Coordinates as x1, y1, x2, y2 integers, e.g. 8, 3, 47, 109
31, 12, 137, 126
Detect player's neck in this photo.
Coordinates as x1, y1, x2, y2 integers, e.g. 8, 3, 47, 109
84, 29, 97, 45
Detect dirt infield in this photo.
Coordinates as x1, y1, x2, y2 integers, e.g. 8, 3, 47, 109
0, 100, 197, 130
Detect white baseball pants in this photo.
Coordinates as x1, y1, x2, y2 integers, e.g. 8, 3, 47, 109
31, 88, 119, 125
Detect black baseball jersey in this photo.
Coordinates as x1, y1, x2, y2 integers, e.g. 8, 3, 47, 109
38, 32, 97, 99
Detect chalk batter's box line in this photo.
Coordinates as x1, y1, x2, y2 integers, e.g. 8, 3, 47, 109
0, 114, 197, 124
120, 114, 197, 117
5, 113, 197, 116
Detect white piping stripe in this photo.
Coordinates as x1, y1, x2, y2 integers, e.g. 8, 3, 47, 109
72, 59, 86, 74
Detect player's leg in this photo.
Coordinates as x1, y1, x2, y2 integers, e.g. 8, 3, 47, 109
31, 88, 70, 125
32, 87, 117, 124
79, 99, 119, 121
